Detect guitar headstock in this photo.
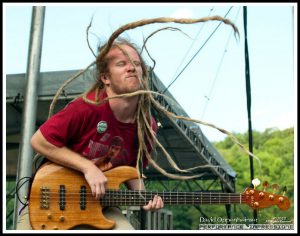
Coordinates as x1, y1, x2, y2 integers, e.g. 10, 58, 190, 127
242, 182, 291, 211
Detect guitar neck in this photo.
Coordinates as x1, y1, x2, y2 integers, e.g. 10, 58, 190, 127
101, 189, 244, 206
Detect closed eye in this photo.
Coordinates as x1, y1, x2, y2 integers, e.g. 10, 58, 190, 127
133, 61, 141, 67
115, 60, 141, 67
116, 61, 126, 66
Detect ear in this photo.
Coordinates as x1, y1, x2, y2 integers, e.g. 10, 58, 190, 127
100, 74, 110, 86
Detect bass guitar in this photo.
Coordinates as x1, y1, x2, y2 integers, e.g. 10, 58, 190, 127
29, 162, 290, 230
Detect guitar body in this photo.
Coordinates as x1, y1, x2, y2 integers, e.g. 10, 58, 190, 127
29, 162, 138, 230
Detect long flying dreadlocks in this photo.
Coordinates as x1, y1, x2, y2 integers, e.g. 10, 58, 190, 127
46, 16, 261, 181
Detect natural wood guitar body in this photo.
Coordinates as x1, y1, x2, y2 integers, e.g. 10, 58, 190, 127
29, 162, 290, 230
29, 162, 138, 230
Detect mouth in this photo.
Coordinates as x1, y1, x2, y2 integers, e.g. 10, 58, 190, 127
126, 75, 138, 79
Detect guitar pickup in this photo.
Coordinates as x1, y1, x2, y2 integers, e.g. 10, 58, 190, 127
80, 185, 86, 210
59, 185, 66, 210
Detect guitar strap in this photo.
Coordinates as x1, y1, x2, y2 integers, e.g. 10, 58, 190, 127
32, 153, 47, 173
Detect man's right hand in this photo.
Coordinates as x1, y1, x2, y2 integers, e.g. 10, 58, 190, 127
83, 164, 107, 200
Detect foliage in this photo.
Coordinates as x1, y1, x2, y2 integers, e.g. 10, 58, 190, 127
216, 127, 295, 226
6, 180, 16, 230
146, 127, 295, 229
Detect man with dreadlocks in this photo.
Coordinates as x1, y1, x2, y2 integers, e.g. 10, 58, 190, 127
17, 39, 163, 230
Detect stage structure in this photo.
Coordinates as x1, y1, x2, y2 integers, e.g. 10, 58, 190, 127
6, 69, 237, 229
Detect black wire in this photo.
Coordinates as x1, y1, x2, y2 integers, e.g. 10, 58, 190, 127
15, 177, 32, 206
201, 7, 241, 119
169, 7, 215, 87
162, 7, 233, 94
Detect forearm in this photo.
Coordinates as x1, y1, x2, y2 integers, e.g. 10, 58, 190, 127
31, 129, 108, 200
31, 129, 93, 174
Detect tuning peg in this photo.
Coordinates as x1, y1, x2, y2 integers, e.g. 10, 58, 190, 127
282, 186, 287, 196
271, 184, 279, 193
262, 181, 269, 191
252, 178, 261, 189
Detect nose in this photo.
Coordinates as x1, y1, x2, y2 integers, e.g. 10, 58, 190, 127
127, 62, 136, 72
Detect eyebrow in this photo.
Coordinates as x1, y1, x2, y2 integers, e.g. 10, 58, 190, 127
109, 56, 141, 63
106, 49, 141, 64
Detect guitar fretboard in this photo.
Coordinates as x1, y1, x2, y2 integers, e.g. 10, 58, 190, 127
100, 189, 244, 206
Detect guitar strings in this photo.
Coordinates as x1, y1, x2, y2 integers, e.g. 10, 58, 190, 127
30, 190, 245, 204
31, 189, 244, 196
31, 188, 285, 205
30, 197, 245, 204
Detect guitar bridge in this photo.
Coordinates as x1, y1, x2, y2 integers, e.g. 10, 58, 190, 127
40, 186, 50, 209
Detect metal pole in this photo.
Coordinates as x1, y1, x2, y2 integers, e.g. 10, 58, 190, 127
243, 6, 257, 223
13, 6, 45, 229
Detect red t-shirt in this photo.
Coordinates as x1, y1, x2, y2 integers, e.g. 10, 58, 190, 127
39, 90, 157, 168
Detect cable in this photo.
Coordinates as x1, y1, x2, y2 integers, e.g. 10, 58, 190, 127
162, 7, 234, 94
15, 177, 32, 206
168, 7, 215, 86
201, 7, 242, 119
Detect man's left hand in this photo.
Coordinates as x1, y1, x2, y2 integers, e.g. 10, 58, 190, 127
142, 195, 164, 211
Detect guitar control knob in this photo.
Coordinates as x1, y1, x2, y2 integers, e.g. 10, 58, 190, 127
279, 197, 284, 203
47, 213, 52, 219
41, 224, 46, 229
53, 226, 58, 230
59, 216, 65, 222
269, 195, 274, 200
259, 192, 264, 198
254, 202, 259, 207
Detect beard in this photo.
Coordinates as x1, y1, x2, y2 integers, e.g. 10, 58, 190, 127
109, 77, 142, 95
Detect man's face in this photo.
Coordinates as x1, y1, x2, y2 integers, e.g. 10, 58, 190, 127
107, 145, 122, 158
104, 44, 143, 95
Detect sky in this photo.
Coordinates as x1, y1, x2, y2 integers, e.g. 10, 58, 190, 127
4, 3, 297, 142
